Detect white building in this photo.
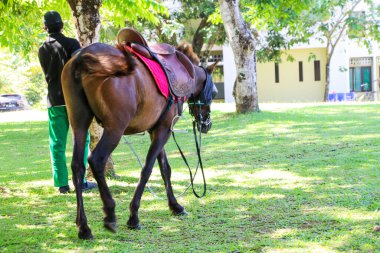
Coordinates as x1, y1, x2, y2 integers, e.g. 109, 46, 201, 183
220, 2, 380, 102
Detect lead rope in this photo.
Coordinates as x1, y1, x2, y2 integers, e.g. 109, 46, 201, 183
123, 136, 165, 200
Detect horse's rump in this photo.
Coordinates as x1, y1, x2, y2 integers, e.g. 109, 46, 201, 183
74, 43, 136, 79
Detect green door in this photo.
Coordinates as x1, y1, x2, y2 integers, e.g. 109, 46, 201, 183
362, 67, 371, 91
349, 67, 372, 92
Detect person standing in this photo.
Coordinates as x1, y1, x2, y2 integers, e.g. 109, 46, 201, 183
38, 10, 96, 194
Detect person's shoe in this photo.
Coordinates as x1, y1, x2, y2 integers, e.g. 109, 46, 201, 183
59, 185, 70, 194
82, 181, 97, 191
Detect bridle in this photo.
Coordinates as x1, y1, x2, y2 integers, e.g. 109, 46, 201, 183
188, 100, 211, 132
188, 67, 215, 132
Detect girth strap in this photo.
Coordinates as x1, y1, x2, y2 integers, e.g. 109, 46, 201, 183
149, 96, 174, 132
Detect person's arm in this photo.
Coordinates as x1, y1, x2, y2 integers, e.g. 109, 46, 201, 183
69, 39, 81, 58
38, 45, 48, 75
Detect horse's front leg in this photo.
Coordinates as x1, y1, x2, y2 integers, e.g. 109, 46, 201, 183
127, 129, 171, 229
157, 148, 186, 215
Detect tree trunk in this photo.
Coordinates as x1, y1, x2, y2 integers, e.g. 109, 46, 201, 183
67, 0, 102, 46
323, 35, 333, 102
87, 120, 117, 178
66, 0, 116, 177
219, 0, 259, 113
324, 58, 331, 102
192, 18, 209, 56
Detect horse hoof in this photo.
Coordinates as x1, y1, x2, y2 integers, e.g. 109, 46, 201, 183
78, 231, 94, 241
173, 209, 188, 216
127, 223, 142, 230
104, 221, 117, 233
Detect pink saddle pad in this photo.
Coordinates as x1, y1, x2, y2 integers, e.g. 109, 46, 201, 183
125, 45, 169, 99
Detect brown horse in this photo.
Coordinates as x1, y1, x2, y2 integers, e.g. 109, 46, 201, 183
61, 42, 218, 240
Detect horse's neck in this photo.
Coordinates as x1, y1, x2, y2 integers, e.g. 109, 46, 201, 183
192, 66, 206, 96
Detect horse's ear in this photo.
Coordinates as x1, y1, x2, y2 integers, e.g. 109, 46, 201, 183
206, 61, 219, 74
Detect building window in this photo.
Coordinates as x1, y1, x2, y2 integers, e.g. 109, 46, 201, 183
299, 61, 303, 82
275, 63, 279, 83
314, 60, 321, 81
349, 67, 372, 92
207, 53, 223, 63
212, 66, 225, 100
350, 57, 372, 66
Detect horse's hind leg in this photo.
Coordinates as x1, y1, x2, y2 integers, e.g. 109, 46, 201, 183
72, 128, 93, 240
127, 129, 171, 229
69, 113, 94, 239
88, 128, 123, 233
62, 58, 95, 239
157, 149, 186, 215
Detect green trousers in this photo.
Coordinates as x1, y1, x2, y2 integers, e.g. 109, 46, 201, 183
48, 106, 90, 187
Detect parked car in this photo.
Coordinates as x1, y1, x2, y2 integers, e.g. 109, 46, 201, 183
0, 94, 28, 111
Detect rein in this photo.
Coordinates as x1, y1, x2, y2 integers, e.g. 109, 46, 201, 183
171, 114, 207, 198
124, 104, 207, 199
169, 73, 213, 198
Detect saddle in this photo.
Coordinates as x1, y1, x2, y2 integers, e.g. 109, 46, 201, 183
117, 28, 195, 98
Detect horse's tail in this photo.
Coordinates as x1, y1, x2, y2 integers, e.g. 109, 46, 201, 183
73, 44, 136, 79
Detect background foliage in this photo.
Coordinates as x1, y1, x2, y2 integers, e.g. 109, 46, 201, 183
0, 50, 46, 105
0, 0, 167, 106
1, 0, 380, 106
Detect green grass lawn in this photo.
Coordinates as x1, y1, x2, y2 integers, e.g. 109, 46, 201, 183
0, 103, 379, 252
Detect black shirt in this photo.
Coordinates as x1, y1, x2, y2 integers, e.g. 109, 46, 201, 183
38, 32, 80, 107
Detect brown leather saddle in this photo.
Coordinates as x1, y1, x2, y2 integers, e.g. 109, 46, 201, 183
117, 28, 195, 98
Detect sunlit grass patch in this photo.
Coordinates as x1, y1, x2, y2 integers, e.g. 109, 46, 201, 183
1, 104, 380, 252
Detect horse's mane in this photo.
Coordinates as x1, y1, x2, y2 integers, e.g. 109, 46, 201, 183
176, 42, 200, 66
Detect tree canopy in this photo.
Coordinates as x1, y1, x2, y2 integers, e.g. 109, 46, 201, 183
0, 0, 167, 57
0, 0, 167, 96
0, 0, 72, 57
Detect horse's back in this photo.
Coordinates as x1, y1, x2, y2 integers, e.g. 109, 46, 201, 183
81, 43, 122, 56
69, 43, 168, 133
